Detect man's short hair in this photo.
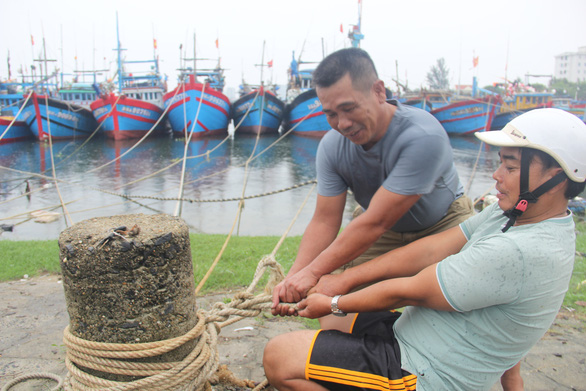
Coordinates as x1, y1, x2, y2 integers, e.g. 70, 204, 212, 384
525, 148, 586, 199
313, 48, 378, 92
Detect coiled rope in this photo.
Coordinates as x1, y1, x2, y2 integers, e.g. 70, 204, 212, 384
3, 182, 314, 391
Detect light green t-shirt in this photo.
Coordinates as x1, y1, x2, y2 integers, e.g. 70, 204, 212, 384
395, 202, 575, 390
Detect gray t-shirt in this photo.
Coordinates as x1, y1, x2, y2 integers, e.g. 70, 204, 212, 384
316, 101, 463, 232
395, 202, 575, 390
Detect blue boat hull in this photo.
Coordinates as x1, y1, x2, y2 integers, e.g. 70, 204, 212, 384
91, 93, 166, 140
404, 98, 433, 112
490, 111, 517, 130
283, 89, 330, 137
231, 89, 284, 135
0, 116, 32, 144
22, 93, 98, 141
164, 76, 231, 139
431, 96, 501, 135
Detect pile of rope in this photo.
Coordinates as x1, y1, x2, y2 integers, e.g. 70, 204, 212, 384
2, 255, 289, 391
60, 255, 287, 391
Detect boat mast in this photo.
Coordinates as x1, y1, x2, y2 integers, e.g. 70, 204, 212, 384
116, 12, 123, 94
349, 0, 364, 48
256, 40, 265, 87
193, 33, 196, 80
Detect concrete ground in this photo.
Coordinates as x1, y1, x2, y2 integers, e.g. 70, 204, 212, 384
1, 274, 585, 391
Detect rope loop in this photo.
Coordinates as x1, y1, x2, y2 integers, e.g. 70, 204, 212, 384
53, 253, 291, 391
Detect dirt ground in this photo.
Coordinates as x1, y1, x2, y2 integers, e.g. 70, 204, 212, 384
1, 274, 585, 391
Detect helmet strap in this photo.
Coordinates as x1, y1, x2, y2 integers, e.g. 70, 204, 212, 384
502, 150, 567, 233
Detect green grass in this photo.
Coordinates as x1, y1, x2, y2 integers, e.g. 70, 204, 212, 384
0, 234, 301, 290
189, 234, 301, 293
564, 218, 586, 315
1, 221, 585, 317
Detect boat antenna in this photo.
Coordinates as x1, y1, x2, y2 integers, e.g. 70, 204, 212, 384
7, 50, 11, 79
114, 12, 127, 94
349, 0, 364, 48
254, 41, 266, 86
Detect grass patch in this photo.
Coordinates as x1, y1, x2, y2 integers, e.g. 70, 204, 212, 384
0, 240, 61, 281
564, 218, 586, 315
1, 220, 585, 316
189, 234, 301, 294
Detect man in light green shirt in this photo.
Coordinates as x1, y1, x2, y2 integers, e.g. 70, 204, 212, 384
264, 108, 586, 390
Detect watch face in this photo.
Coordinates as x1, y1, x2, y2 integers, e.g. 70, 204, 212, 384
331, 295, 347, 316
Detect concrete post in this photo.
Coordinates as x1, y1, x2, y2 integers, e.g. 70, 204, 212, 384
58, 213, 197, 382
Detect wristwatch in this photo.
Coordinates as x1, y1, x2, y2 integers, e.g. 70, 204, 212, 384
331, 295, 347, 317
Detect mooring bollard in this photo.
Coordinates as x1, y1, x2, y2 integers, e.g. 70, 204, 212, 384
58, 213, 198, 383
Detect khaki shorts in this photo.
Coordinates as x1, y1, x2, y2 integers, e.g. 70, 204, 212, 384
342, 195, 474, 272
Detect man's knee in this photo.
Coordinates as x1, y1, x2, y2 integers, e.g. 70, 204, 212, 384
263, 330, 316, 386
263, 335, 281, 381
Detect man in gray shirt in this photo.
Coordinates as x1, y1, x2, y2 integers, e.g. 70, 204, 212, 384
272, 48, 473, 319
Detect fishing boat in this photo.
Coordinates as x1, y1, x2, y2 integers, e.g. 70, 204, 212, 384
491, 92, 553, 130
282, 86, 330, 137
431, 94, 501, 136
90, 16, 168, 141
568, 101, 586, 121
282, 0, 365, 138
430, 77, 502, 136
230, 42, 284, 135
554, 97, 586, 122
57, 82, 100, 109
404, 98, 433, 112
231, 84, 284, 135
164, 56, 231, 139
0, 82, 28, 113
0, 114, 32, 144
20, 91, 98, 141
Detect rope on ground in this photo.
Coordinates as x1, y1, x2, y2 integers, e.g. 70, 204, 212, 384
0, 372, 64, 391
43, 94, 74, 227
48, 183, 314, 391
57, 253, 295, 391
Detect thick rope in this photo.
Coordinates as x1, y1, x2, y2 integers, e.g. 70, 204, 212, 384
0, 93, 32, 142
0, 372, 64, 391
53, 182, 315, 391
43, 93, 74, 227
86, 87, 179, 174
57, 253, 294, 391
174, 80, 208, 216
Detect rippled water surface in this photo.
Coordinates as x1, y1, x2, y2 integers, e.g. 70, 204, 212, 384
0, 133, 500, 240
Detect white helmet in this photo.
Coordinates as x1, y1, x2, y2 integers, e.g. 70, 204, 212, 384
476, 108, 586, 182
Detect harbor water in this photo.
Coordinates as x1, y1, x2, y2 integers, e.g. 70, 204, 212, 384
0, 133, 499, 241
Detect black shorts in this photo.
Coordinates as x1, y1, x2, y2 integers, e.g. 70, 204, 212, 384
306, 311, 417, 391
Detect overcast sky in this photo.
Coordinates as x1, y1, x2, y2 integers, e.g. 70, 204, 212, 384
1, 0, 584, 99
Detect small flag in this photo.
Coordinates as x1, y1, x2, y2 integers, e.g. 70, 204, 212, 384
340, 23, 343, 33
153, 38, 157, 49
215, 38, 219, 49
267, 60, 273, 68
31, 35, 35, 46
473, 56, 479, 68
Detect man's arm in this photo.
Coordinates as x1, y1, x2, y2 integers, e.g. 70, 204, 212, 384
271, 192, 346, 314
312, 224, 468, 296
272, 186, 420, 314
298, 263, 455, 319
286, 193, 346, 276
305, 186, 421, 278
